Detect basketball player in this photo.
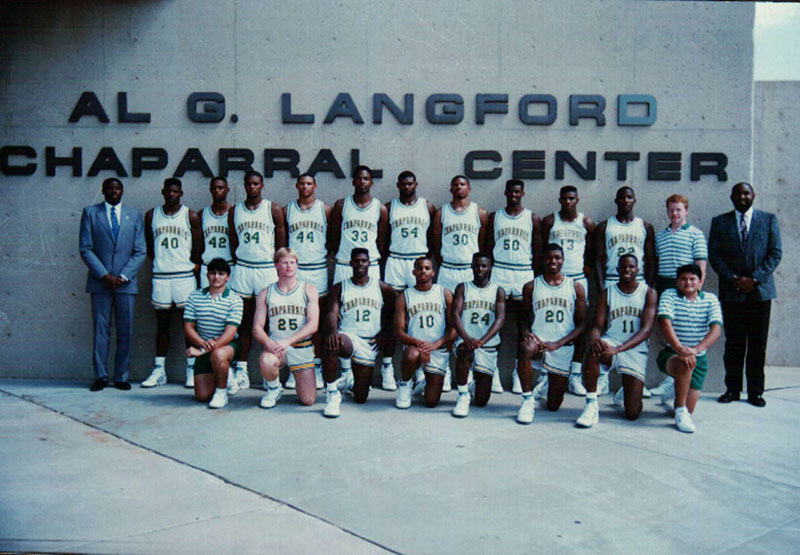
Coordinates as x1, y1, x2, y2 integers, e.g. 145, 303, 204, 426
183, 258, 242, 409
382, 170, 435, 391
488, 179, 540, 394
252, 248, 320, 409
593, 185, 655, 395
394, 256, 455, 409
431, 175, 488, 391
283, 173, 331, 391
321, 248, 396, 417
516, 244, 587, 424
142, 177, 202, 388
227, 170, 287, 392
538, 185, 595, 398
451, 253, 506, 417
200, 176, 233, 289
576, 254, 657, 428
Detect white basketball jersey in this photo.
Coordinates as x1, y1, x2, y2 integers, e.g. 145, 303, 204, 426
287, 200, 327, 269
405, 284, 447, 342
549, 212, 587, 277
441, 202, 480, 267
605, 282, 648, 344
492, 208, 533, 268
531, 275, 575, 341
201, 206, 231, 264
266, 280, 309, 342
152, 205, 194, 276
233, 200, 275, 268
336, 196, 381, 264
339, 277, 383, 338
605, 216, 646, 280
462, 281, 500, 348
389, 197, 430, 258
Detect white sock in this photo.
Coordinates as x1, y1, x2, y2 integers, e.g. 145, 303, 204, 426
457, 384, 469, 394
675, 406, 687, 415
340, 358, 352, 372
186, 358, 195, 368
522, 392, 532, 398
313, 358, 322, 368
399, 379, 410, 387
267, 378, 280, 390
571, 361, 582, 375
586, 392, 598, 401
382, 356, 393, 367
215, 387, 226, 393
327, 379, 339, 392
236, 361, 248, 372
154, 356, 166, 368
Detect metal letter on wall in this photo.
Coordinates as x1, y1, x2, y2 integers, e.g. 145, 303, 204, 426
617, 95, 656, 126
518, 95, 557, 126
464, 151, 502, 179
426, 94, 464, 124
187, 92, 225, 123
569, 95, 606, 126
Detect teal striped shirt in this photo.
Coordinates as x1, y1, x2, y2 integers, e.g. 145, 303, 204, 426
657, 289, 722, 355
655, 224, 707, 278
184, 287, 243, 340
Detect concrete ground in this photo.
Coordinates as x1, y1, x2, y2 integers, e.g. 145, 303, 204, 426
1, 368, 798, 554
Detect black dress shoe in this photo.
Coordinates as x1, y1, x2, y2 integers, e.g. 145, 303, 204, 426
748, 394, 766, 407
114, 381, 132, 391
90, 379, 108, 391
717, 390, 740, 403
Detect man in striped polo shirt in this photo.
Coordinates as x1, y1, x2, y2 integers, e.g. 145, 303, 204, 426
184, 258, 243, 409
657, 263, 722, 433
652, 194, 708, 398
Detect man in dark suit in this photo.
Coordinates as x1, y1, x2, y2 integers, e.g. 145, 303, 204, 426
79, 178, 146, 391
709, 182, 782, 407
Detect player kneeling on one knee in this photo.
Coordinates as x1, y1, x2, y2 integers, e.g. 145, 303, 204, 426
576, 254, 657, 428
395, 256, 456, 409
516, 244, 587, 424
451, 253, 506, 417
253, 248, 320, 409
183, 259, 243, 409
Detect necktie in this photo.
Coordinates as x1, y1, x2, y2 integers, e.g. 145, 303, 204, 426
111, 206, 120, 242
739, 213, 747, 245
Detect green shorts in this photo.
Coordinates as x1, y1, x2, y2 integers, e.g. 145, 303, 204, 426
657, 348, 707, 390
193, 338, 240, 375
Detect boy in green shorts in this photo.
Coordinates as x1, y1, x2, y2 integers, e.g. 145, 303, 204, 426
657, 263, 722, 433
184, 258, 243, 408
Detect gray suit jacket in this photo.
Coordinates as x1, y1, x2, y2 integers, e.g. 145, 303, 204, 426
79, 202, 146, 294
708, 209, 781, 302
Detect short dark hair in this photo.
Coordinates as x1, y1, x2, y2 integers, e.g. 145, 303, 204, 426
618, 253, 639, 266
244, 170, 263, 182
353, 165, 372, 179
451, 175, 469, 186
207, 258, 231, 276
102, 177, 123, 191
414, 255, 434, 268
398, 170, 416, 181
505, 179, 524, 190
164, 177, 182, 189
351, 247, 370, 259
543, 243, 564, 256
676, 263, 702, 280
297, 172, 315, 183
472, 251, 493, 264
616, 185, 634, 197
560, 185, 577, 195
731, 182, 753, 194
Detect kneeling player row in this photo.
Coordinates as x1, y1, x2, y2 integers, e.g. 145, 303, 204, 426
183, 245, 720, 434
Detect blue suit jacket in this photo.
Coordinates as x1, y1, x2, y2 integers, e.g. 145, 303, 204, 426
79, 202, 146, 294
708, 209, 782, 302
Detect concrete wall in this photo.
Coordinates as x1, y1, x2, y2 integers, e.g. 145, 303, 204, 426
0, 1, 755, 389
752, 81, 799, 367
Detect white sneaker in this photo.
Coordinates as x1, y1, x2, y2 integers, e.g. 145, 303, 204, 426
517, 395, 535, 424
532, 373, 549, 400
226, 367, 240, 395
641, 386, 652, 399
285, 372, 296, 389
511, 368, 522, 394
236, 368, 250, 391
381, 363, 398, 391
491, 370, 504, 394
650, 376, 674, 397
613, 387, 625, 408
576, 401, 599, 428
323, 389, 342, 418
185, 366, 195, 388
675, 409, 696, 433
141, 366, 167, 388
453, 392, 470, 417
597, 372, 610, 396
338, 370, 354, 393
396, 381, 412, 409
569, 373, 587, 396
259, 386, 283, 409
208, 389, 228, 409
315, 365, 324, 389
442, 368, 452, 392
